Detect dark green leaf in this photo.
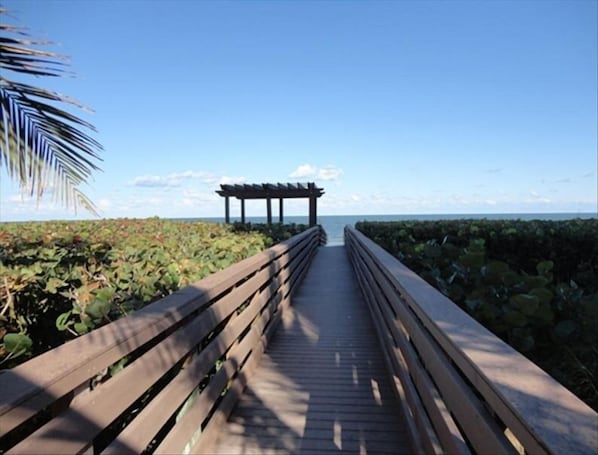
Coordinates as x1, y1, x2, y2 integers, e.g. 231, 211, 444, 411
553, 320, 577, 340
504, 310, 528, 328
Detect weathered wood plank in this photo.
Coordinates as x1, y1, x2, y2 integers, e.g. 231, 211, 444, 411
350, 232, 505, 454
0, 229, 315, 438
346, 226, 598, 455
348, 239, 442, 454
213, 246, 411, 455
1, 227, 321, 454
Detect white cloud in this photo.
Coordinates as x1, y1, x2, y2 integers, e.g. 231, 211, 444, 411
219, 176, 247, 185
289, 164, 343, 182
172, 170, 218, 184
2, 192, 63, 218
289, 164, 318, 179
131, 175, 181, 188
525, 190, 551, 204
130, 170, 218, 188
318, 165, 343, 181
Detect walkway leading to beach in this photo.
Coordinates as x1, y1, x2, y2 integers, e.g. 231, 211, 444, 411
214, 245, 410, 454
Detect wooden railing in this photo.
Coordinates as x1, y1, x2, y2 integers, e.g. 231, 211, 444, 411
0, 226, 322, 454
345, 226, 597, 455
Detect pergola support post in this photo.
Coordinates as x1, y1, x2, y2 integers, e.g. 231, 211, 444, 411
279, 198, 284, 223
309, 196, 317, 227
240, 199, 246, 223
225, 196, 230, 223
266, 198, 272, 225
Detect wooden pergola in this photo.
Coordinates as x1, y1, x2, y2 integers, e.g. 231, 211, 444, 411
216, 182, 325, 226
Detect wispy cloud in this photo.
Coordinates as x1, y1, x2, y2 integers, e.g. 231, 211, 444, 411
318, 165, 343, 181
289, 164, 343, 181
130, 170, 218, 188
289, 164, 318, 179
527, 190, 551, 203
3, 193, 63, 216
131, 175, 181, 188
219, 176, 247, 185
485, 168, 503, 174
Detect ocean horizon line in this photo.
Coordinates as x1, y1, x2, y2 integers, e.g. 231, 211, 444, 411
180, 212, 597, 246
182, 211, 597, 220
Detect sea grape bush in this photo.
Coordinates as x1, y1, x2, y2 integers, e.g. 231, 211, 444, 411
0, 219, 306, 368
231, 221, 310, 241
356, 218, 598, 411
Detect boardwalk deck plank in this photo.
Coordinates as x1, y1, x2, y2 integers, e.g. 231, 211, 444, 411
214, 245, 411, 454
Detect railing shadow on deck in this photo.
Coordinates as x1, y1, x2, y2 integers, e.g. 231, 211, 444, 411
345, 225, 598, 455
0, 226, 323, 454
219, 244, 408, 454
296, 246, 404, 454
217, 255, 411, 454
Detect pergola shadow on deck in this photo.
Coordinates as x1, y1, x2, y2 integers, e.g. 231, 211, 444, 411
214, 245, 411, 455
216, 183, 325, 226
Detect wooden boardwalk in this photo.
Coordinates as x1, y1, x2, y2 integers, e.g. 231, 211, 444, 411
214, 245, 411, 454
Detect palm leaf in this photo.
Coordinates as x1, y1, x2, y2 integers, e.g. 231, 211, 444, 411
0, 8, 102, 215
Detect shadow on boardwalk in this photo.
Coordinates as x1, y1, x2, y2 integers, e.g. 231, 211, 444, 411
214, 245, 411, 454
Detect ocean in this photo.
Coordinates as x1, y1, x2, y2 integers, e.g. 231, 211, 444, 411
182, 213, 597, 246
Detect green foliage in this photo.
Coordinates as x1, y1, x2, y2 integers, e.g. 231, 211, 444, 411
356, 218, 598, 411
230, 222, 310, 245
0, 218, 282, 367
1, 7, 103, 214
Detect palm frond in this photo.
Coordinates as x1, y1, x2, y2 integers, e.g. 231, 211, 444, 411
0, 9, 103, 215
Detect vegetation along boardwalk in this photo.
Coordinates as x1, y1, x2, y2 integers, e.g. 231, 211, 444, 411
214, 245, 411, 454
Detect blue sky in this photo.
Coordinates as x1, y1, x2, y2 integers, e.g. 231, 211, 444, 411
1, 0, 597, 221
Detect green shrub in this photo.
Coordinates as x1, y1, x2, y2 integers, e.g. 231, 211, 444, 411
0, 218, 281, 367
356, 218, 598, 411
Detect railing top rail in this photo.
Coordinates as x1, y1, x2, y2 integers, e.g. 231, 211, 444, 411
345, 225, 597, 455
0, 226, 320, 438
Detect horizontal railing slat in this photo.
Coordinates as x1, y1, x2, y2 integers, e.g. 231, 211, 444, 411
348, 235, 446, 455
349, 239, 469, 455
345, 225, 598, 455
1, 226, 322, 454
104, 264, 287, 454
349, 231, 513, 454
